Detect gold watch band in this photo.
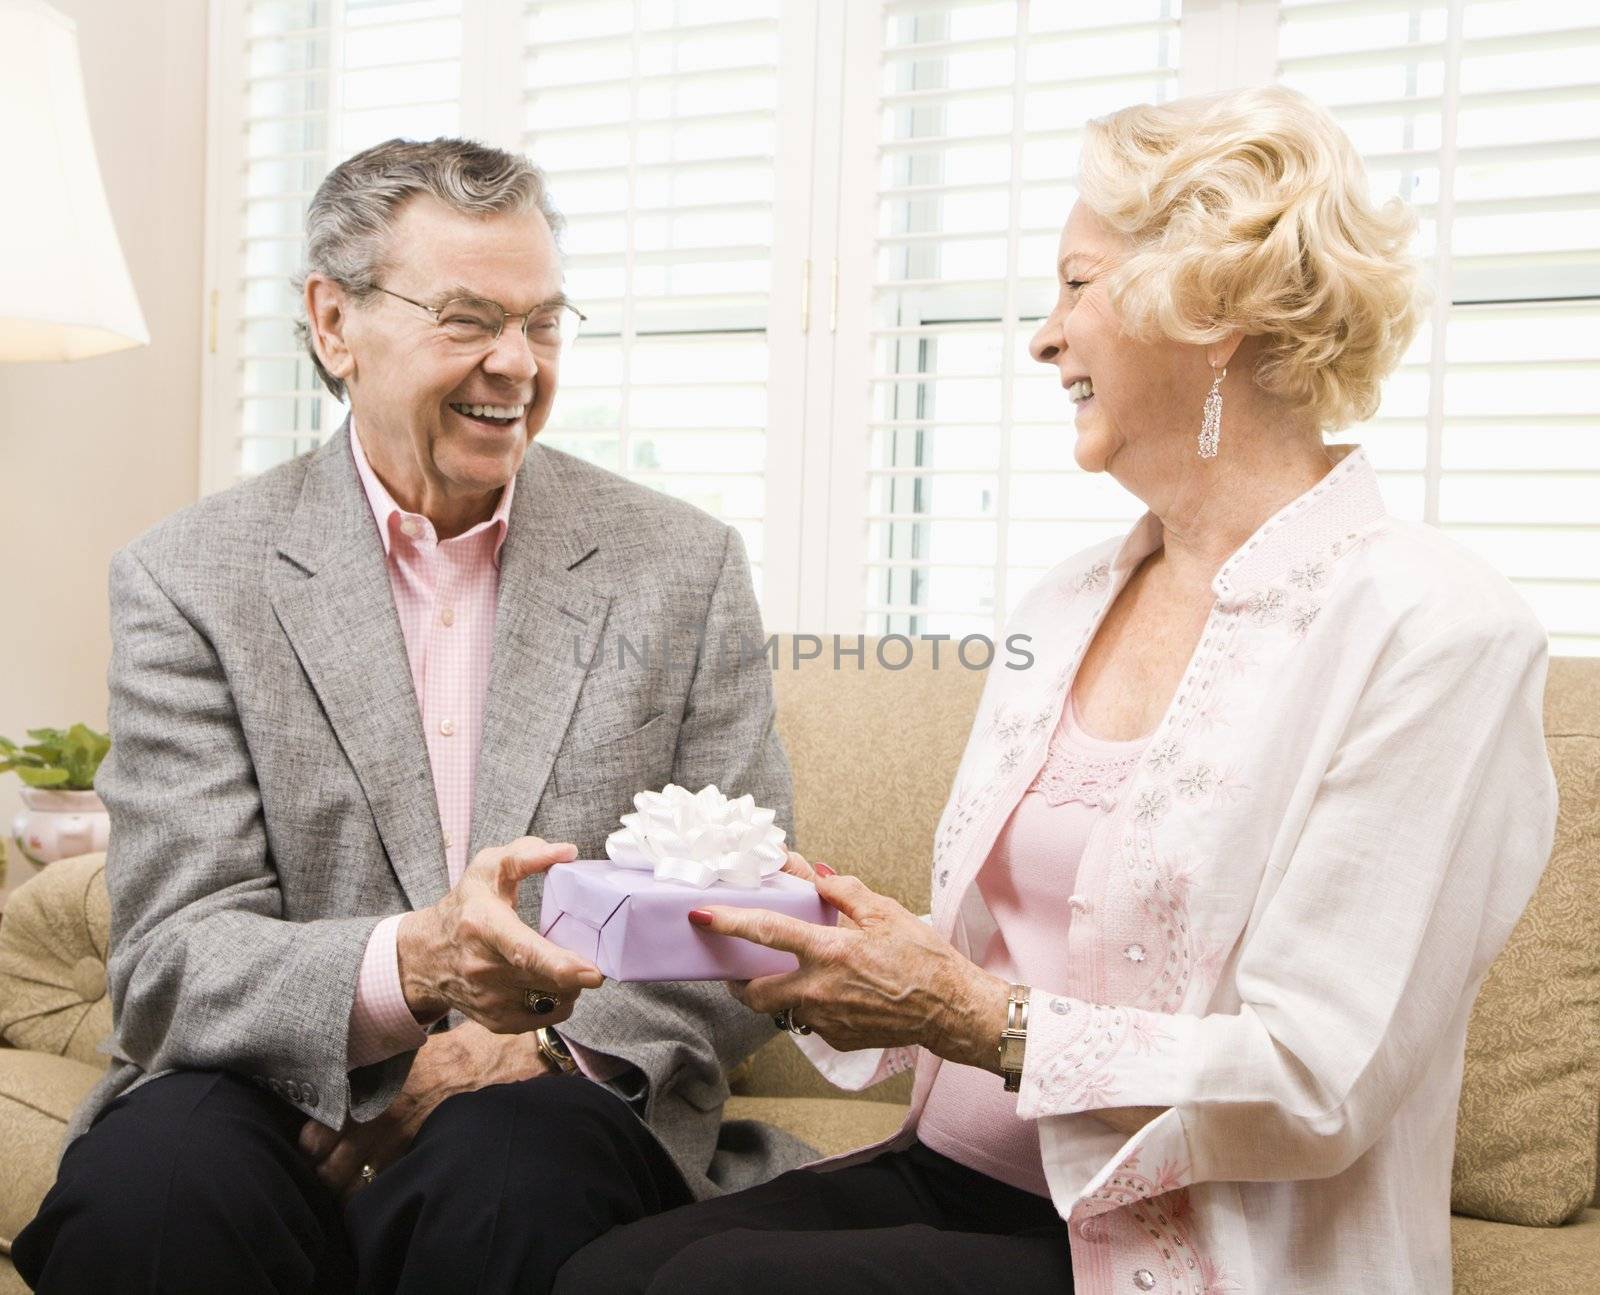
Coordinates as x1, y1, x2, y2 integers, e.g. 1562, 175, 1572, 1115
998, 983, 1030, 1093
534, 1026, 578, 1075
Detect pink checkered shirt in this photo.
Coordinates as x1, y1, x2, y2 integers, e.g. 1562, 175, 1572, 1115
345, 423, 512, 1067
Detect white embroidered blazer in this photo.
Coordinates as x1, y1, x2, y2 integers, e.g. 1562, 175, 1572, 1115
797, 444, 1559, 1294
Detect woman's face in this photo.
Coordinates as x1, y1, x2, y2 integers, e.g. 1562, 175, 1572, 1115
1029, 201, 1214, 482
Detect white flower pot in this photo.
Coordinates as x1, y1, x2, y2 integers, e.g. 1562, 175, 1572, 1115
11, 788, 109, 865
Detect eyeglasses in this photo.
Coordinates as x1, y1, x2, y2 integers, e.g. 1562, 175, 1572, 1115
372, 285, 586, 355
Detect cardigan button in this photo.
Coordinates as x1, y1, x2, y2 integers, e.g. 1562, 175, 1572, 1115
1133, 1270, 1157, 1291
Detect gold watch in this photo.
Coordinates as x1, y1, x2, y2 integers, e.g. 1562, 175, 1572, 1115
534, 1026, 578, 1075
998, 983, 1030, 1092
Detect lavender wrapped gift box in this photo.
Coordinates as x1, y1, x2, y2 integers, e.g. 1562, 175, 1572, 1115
540, 862, 837, 982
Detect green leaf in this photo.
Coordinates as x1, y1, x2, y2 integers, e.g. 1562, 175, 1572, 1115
16, 765, 71, 788
60, 724, 110, 790
62, 735, 90, 786
1, 724, 108, 790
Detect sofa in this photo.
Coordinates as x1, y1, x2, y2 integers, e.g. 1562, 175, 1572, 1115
2, 647, 1596, 1293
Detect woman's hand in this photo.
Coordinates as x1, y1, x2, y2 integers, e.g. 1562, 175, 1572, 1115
693, 870, 1010, 1069
777, 851, 858, 930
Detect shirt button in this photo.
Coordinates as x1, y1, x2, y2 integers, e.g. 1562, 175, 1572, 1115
443, 832, 453, 849
441, 608, 456, 627
439, 719, 455, 737
1133, 1270, 1156, 1291
401, 518, 422, 539
1068, 895, 1090, 913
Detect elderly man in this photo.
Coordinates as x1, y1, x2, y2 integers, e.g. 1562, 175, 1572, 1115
14, 138, 806, 1294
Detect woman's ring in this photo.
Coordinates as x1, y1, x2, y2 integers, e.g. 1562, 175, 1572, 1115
359, 1163, 376, 1187
773, 1007, 812, 1036
524, 988, 559, 1015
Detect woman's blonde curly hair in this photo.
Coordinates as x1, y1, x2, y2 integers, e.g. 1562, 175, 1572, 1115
1079, 85, 1427, 432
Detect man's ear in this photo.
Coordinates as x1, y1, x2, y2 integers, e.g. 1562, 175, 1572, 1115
305, 274, 357, 385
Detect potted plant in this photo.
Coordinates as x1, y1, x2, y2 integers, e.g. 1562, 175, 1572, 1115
1, 724, 111, 866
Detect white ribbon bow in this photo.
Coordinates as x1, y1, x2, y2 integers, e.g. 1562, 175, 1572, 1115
604, 783, 788, 890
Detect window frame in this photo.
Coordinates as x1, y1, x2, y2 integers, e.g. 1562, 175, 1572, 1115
200, 0, 1600, 650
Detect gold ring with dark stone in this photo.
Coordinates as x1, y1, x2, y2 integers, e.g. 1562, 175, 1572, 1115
772, 1007, 812, 1036
524, 988, 559, 1015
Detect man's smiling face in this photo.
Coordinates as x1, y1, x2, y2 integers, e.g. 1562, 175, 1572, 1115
326, 194, 565, 520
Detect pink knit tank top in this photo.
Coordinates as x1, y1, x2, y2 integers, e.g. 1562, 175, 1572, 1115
916, 687, 1153, 1196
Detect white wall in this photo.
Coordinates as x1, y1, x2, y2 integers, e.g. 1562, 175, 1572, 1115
0, 0, 207, 904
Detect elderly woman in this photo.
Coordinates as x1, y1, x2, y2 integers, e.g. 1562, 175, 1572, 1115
557, 85, 1558, 1295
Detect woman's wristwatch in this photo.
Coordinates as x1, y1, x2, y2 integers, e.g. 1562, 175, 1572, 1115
534, 1026, 579, 1075
998, 983, 1030, 1092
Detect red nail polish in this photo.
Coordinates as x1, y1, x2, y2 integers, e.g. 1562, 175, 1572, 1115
688, 909, 714, 927
814, 861, 836, 877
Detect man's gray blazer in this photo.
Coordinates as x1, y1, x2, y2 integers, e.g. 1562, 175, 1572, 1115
70, 422, 812, 1199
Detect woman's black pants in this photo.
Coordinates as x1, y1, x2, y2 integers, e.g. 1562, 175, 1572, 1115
555, 1139, 1076, 1294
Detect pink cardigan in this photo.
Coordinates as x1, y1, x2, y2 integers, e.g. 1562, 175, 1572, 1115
798, 443, 1558, 1294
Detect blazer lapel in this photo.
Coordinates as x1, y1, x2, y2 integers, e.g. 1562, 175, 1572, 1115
268, 422, 448, 910
469, 444, 611, 861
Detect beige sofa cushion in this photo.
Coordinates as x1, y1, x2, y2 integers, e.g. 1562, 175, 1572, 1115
0, 1048, 104, 1252
724, 1094, 909, 1160
0, 853, 113, 1066
770, 639, 986, 916
1453, 659, 1600, 1226
1450, 1208, 1600, 1294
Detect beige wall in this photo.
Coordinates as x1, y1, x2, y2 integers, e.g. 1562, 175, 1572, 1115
0, 0, 207, 903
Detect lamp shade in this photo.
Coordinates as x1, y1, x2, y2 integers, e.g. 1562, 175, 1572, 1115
0, 0, 148, 361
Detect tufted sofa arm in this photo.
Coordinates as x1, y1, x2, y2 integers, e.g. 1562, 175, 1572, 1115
0, 853, 113, 1066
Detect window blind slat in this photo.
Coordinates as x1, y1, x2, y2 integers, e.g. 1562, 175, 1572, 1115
1280, 0, 1600, 652
525, 3, 781, 547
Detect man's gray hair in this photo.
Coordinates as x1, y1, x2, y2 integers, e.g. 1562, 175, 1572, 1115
293, 137, 564, 400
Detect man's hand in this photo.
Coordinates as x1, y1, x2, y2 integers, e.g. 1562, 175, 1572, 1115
299, 1021, 549, 1201
396, 836, 602, 1032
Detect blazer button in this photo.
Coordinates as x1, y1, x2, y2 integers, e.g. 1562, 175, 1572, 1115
268, 1078, 284, 1097
302, 1083, 319, 1106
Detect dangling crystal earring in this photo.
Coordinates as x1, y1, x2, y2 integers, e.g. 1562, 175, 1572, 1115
1198, 364, 1225, 459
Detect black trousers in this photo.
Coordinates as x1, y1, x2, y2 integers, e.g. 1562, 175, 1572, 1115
13, 1068, 691, 1295
554, 1140, 1076, 1294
